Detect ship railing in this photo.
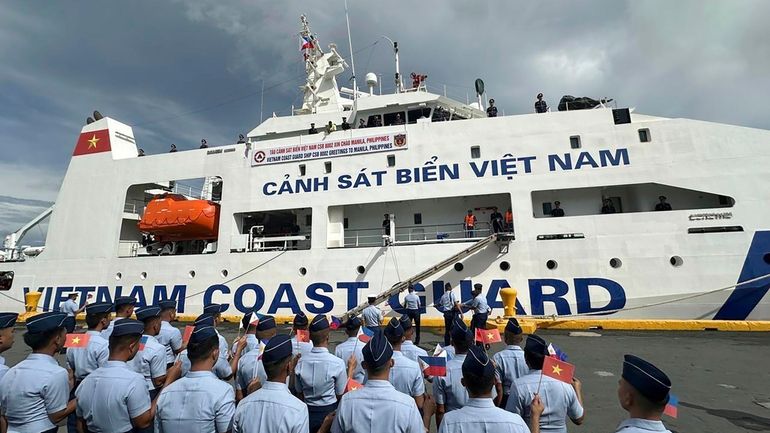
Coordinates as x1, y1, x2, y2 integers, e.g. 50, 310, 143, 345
118, 240, 141, 257
240, 230, 311, 252
343, 222, 494, 248
123, 200, 146, 215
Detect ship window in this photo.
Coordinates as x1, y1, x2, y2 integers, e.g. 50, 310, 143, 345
432, 106, 450, 122
0, 271, 14, 291
408, 108, 431, 124
324, 161, 332, 174
414, 213, 422, 224
232, 207, 311, 252
670, 256, 683, 267
454, 263, 464, 272
387, 155, 396, 167
299, 164, 306, 176
570, 135, 581, 149
367, 114, 383, 127
343, 218, 349, 229
471, 146, 481, 159
638, 128, 650, 143
546, 260, 558, 270
384, 111, 406, 126
305, 214, 312, 226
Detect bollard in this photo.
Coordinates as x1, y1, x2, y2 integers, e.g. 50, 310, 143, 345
20, 291, 42, 322
500, 287, 518, 317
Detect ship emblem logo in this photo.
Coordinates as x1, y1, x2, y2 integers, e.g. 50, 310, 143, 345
253, 150, 266, 164
394, 134, 407, 147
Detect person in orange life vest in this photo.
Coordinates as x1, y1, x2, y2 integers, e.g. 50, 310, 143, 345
505, 208, 513, 232
464, 210, 477, 238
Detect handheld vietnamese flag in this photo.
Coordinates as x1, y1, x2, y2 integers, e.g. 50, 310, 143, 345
64, 333, 90, 348
475, 328, 502, 344
542, 355, 575, 384
73, 129, 111, 156
138, 335, 149, 351
330, 316, 343, 330
663, 394, 678, 418
345, 378, 363, 393
296, 329, 310, 343
419, 356, 447, 376
358, 326, 375, 343
182, 325, 194, 344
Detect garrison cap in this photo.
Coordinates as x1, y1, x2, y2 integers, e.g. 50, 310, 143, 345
256, 315, 276, 331
398, 314, 412, 330
345, 316, 362, 330
189, 325, 217, 344
194, 314, 215, 326
85, 302, 113, 315
203, 303, 226, 315
135, 306, 161, 321
383, 317, 404, 340
262, 334, 293, 364
293, 312, 309, 327
362, 331, 392, 368
114, 296, 136, 307
0, 312, 19, 329
26, 311, 67, 333
505, 318, 522, 335
158, 300, 176, 311
524, 334, 548, 355
622, 354, 671, 404
473, 283, 483, 291
309, 315, 329, 332
463, 345, 495, 378
450, 319, 472, 343
111, 318, 144, 337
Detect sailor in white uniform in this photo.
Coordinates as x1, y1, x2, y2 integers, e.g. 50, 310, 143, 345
0, 312, 75, 433
333, 316, 365, 383
438, 345, 531, 433
232, 334, 309, 433
291, 311, 314, 356
75, 319, 163, 433
381, 317, 425, 409
331, 331, 424, 433
101, 296, 136, 339
129, 305, 168, 399
613, 355, 674, 433
156, 324, 236, 433
0, 312, 19, 383
493, 318, 529, 408
156, 300, 183, 368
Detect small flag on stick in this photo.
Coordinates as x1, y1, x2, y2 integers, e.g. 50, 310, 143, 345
419, 356, 447, 376
358, 327, 374, 343
345, 378, 363, 392
64, 333, 90, 348
663, 394, 679, 418
542, 355, 575, 384
296, 329, 310, 343
330, 316, 343, 330
182, 325, 194, 344
475, 328, 502, 344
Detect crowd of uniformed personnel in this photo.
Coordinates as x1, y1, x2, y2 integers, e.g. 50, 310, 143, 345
0, 286, 675, 433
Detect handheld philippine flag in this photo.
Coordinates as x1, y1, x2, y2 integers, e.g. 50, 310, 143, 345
358, 326, 375, 343
419, 356, 447, 377
542, 355, 575, 384
296, 329, 310, 343
345, 378, 363, 393
138, 335, 149, 351
64, 333, 90, 349
330, 316, 343, 330
182, 325, 194, 344
475, 328, 502, 344
547, 343, 569, 361
663, 394, 678, 418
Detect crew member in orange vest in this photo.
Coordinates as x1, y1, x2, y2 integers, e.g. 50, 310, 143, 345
464, 209, 477, 238
505, 208, 513, 232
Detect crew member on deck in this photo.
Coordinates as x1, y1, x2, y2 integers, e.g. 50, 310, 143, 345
59, 292, 85, 333
382, 214, 392, 246
326, 121, 337, 134
464, 209, 477, 237
490, 207, 504, 233
535, 93, 548, 113
505, 207, 513, 232
358, 119, 366, 128
309, 123, 319, 134
550, 201, 565, 217
486, 99, 498, 117
493, 318, 529, 409
170, 144, 178, 153
439, 283, 462, 347
362, 295, 383, 332
601, 198, 617, 214
0, 312, 18, 382
102, 296, 136, 339
237, 134, 247, 143
655, 196, 672, 211
393, 113, 405, 125
341, 117, 351, 130
614, 355, 674, 433
403, 284, 422, 345
200, 139, 208, 149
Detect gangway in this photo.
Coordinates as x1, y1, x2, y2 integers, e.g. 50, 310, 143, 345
340, 233, 510, 322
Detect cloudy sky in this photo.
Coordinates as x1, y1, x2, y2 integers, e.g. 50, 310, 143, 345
1, 0, 768, 240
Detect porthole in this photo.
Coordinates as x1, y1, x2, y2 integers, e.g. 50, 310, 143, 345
140, 272, 147, 280
357, 265, 365, 274
220, 269, 229, 278
610, 258, 622, 268
764, 253, 770, 265
115, 272, 122, 280
546, 260, 558, 270
188, 270, 196, 278
499, 261, 510, 271
299, 267, 307, 276
454, 262, 464, 272
670, 256, 683, 267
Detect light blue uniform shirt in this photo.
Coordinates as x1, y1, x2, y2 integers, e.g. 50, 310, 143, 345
400, 341, 428, 364
334, 337, 365, 383
439, 291, 458, 312
233, 381, 309, 433
235, 350, 260, 391
0, 356, 8, 383
331, 380, 423, 433
75, 360, 151, 433
60, 299, 79, 316
67, 330, 109, 381
178, 349, 232, 379
231, 334, 259, 357
505, 371, 583, 433
385, 351, 424, 397
0, 353, 70, 433
614, 418, 672, 433
156, 371, 236, 433
101, 318, 124, 340
439, 398, 531, 433
434, 354, 497, 411
295, 347, 347, 406
291, 336, 314, 357
362, 305, 382, 327
493, 345, 529, 396
468, 294, 491, 314
217, 330, 230, 360
157, 321, 183, 365
404, 293, 421, 310
128, 334, 167, 390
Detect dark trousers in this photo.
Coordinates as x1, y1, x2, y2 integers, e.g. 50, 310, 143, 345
406, 309, 421, 344
500, 393, 509, 409
442, 311, 459, 347
308, 402, 338, 433
470, 312, 488, 334
64, 316, 76, 333
67, 381, 81, 433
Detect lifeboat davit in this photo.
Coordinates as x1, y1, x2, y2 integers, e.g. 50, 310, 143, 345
138, 194, 220, 241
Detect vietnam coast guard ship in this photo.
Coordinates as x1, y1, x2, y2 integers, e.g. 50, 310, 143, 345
2, 16, 770, 323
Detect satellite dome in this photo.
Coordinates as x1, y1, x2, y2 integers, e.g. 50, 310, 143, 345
365, 72, 378, 88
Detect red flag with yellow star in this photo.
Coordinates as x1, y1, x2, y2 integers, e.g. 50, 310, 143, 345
345, 378, 363, 393
542, 355, 574, 384
73, 129, 111, 156
475, 328, 502, 344
64, 333, 90, 348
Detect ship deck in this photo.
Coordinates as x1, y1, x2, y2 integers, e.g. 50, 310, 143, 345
4, 326, 768, 432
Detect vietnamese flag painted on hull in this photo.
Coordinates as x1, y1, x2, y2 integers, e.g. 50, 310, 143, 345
73, 129, 111, 156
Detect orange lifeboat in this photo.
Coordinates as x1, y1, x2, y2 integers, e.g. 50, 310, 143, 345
138, 194, 220, 242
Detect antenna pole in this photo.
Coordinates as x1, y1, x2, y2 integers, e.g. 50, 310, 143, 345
259, 79, 265, 122
344, 0, 357, 104
381, 36, 401, 94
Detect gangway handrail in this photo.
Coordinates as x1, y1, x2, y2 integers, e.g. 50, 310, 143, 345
340, 233, 500, 322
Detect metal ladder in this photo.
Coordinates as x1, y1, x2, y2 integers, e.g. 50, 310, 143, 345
340, 233, 507, 322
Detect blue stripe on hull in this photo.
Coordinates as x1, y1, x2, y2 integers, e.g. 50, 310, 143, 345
714, 231, 770, 320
